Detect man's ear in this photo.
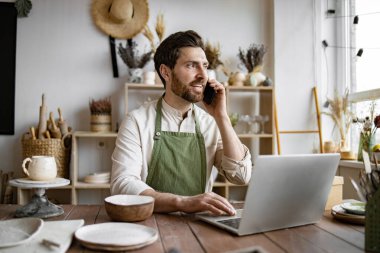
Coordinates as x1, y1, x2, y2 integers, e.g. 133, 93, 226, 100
159, 65, 171, 82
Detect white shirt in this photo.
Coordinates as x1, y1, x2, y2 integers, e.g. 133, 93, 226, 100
111, 99, 252, 195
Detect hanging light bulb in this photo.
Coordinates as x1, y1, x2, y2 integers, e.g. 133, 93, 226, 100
356, 48, 363, 57
353, 15, 359, 24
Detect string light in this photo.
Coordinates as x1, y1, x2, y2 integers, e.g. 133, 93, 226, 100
353, 15, 359, 24
327, 9, 335, 14
325, 11, 380, 19
321, 40, 375, 58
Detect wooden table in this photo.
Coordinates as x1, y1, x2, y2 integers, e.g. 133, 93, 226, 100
0, 204, 365, 253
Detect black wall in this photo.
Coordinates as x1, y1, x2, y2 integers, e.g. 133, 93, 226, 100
0, 3, 17, 135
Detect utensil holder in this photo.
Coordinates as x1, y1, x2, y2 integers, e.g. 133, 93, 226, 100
365, 188, 380, 252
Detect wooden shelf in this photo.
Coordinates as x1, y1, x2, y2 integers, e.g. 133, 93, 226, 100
212, 181, 248, 187
237, 133, 273, 138
226, 86, 273, 91
73, 131, 118, 138
74, 182, 110, 189
125, 83, 164, 90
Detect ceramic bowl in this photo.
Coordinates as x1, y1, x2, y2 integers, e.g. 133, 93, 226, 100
104, 195, 154, 222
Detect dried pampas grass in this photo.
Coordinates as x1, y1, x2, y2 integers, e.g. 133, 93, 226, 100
323, 89, 353, 147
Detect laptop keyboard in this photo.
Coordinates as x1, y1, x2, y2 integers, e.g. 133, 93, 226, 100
217, 218, 241, 229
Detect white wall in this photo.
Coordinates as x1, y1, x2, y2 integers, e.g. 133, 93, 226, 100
0, 0, 275, 202
274, 0, 323, 154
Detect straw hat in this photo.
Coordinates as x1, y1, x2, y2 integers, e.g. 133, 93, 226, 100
91, 0, 149, 39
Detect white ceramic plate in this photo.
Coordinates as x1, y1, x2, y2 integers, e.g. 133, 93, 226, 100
75, 223, 158, 251
15, 177, 66, 184
341, 202, 366, 215
331, 204, 365, 225
0, 218, 44, 248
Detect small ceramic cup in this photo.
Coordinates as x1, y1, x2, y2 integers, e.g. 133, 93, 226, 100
22, 156, 57, 181
143, 71, 156, 85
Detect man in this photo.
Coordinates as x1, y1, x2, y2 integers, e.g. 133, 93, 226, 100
111, 30, 252, 215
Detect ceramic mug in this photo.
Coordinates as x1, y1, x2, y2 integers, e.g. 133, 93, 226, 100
22, 156, 57, 181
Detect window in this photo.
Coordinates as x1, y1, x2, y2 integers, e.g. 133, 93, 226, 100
344, 0, 380, 152
351, 1, 380, 93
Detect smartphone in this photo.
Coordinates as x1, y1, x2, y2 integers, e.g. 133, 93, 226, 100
203, 82, 216, 105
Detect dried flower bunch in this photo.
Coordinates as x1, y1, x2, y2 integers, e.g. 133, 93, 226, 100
118, 40, 153, 69
323, 89, 353, 149
205, 41, 223, 69
89, 97, 112, 115
143, 13, 166, 53
352, 102, 379, 135
238, 44, 266, 73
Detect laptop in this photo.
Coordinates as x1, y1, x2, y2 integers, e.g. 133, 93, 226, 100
197, 153, 340, 236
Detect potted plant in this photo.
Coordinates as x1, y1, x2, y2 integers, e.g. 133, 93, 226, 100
238, 43, 266, 86
322, 89, 354, 159
118, 40, 153, 83
89, 97, 112, 132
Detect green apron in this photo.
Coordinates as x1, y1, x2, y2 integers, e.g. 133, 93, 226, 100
146, 98, 207, 196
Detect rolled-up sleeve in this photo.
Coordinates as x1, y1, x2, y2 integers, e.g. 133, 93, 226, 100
215, 145, 252, 185
111, 114, 153, 195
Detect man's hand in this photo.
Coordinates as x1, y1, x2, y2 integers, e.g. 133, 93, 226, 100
177, 192, 236, 215
141, 189, 236, 216
202, 79, 228, 119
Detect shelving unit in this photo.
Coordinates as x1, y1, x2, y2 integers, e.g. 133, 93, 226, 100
70, 131, 117, 204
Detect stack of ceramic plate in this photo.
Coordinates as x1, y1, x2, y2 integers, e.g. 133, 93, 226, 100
331, 201, 365, 225
75, 223, 158, 251
83, 172, 110, 184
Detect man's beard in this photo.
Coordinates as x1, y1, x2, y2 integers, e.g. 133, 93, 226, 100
171, 72, 205, 103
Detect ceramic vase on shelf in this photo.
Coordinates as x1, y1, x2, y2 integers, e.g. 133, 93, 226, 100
245, 72, 257, 87
128, 68, 143, 83
143, 71, 156, 85
357, 132, 375, 161
339, 138, 356, 160
252, 65, 266, 86
90, 114, 112, 132
228, 72, 245, 86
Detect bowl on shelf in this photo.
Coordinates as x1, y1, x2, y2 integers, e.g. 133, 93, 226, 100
104, 195, 154, 222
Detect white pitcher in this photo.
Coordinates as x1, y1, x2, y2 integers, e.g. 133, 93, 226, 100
22, 156, 57, 181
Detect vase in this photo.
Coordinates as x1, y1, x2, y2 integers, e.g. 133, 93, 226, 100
357, 132, 375, 161
128, 68, 143, 83
91, 114, 112, 132
143, 71, 156, 85
252, 65, 266, 86
228, 72, 245, 86
244, 72, 257, 86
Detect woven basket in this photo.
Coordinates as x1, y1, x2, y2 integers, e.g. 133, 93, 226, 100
21, 134, 71, 179
365, 188, 380, 252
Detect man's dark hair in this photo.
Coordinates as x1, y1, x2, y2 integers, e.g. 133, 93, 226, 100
154, 30, 205, 87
